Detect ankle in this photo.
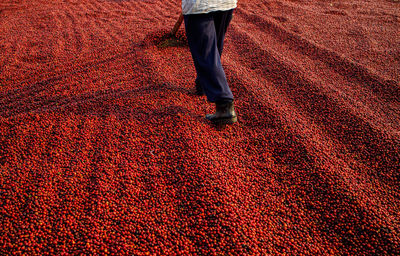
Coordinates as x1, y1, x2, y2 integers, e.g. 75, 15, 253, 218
216, 99, 233, 105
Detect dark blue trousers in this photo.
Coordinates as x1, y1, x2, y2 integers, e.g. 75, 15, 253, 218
184, 9, 234, 103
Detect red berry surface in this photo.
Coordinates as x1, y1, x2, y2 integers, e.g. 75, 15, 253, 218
0, 0, 399, 255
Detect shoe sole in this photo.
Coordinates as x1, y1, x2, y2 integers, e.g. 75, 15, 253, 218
207, 116, 237, 125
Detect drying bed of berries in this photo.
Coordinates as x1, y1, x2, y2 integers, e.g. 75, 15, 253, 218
1, 0, 399, 255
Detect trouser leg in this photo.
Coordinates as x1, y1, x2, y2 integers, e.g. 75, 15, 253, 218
184, 10, 234, 103
213, 9, 234, 57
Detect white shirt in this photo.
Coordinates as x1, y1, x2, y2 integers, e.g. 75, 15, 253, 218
182, 0, 237, 15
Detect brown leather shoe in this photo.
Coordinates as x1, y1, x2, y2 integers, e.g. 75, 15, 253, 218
206, 101, 237, 125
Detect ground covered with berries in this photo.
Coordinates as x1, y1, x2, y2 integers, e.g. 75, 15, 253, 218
1, 0, 399, 255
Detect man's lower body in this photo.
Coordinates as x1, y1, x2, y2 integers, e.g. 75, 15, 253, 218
184, 9, 237, 124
